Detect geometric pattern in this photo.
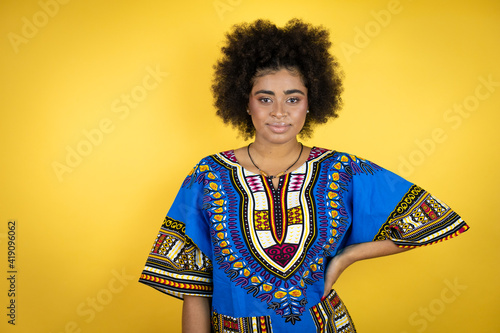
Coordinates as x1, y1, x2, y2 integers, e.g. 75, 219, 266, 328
309, 289, 356, 333
240, 169, 315, 281
139, 147, 469, 331
138, 216, 213, 299
209, 149, 333, 324
373, 185, 469, 248
212, 309, 273, 333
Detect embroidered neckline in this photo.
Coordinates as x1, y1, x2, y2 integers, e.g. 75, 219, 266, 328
219, 146, 330, 178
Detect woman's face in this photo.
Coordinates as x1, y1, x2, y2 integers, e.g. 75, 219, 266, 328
248, 68, 308, 145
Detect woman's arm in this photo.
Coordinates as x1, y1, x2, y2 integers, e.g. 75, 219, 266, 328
182, 295, 211, 333
323, 240, 410, 297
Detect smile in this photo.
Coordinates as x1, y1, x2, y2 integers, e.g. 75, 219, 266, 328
267, 122, 291, 133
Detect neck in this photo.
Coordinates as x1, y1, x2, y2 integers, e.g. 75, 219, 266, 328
250, 139, 300, 159
247, 139, 304, 179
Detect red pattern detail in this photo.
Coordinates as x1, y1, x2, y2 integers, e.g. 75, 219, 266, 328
264, 243, 299, 267
223, 318, 239, 329
287, 206, 303, 225
140, 273, 212, 291
260, 317, 267, 332
396, 224, 470, 249
311, 307, 324, 331
247, 175, 264, 191
420, 202, 438, 221
288, 174, 305, 191
330, 294, 341, 306
220, 150, 237, 162
255, 211, 270, 230
308, 147, 329, 159
153, 234, 166, 253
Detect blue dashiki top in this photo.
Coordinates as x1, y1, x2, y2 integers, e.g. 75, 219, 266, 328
139, 147, 469, 332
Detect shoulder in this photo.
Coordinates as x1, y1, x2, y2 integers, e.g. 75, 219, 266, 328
187, 149, 235, 167
313, 148, 383, 175
311, 147, 362, 163
186, 150, 238, 177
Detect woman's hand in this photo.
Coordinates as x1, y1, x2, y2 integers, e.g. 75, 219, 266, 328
323, 249, 354, 298
323, 240, 411, 298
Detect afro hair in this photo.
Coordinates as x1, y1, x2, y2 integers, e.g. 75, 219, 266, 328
212, 18, 344, 139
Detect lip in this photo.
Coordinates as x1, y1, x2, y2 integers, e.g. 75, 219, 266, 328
267, 122, 290, 133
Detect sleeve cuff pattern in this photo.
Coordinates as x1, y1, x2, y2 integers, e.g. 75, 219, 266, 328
373, 185, 469, 248
138, 216, 213, 299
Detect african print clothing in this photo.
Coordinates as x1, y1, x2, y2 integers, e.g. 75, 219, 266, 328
139, 148, 468, 332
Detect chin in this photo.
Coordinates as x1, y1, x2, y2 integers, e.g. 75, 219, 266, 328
261, 133, 300, 145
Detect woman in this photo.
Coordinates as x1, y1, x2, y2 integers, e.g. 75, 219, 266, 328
139, 19, 469, 332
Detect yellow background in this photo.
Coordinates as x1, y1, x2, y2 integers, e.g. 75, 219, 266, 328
1, 0, 499, 332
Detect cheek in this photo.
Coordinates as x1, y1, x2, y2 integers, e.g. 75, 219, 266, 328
248, 98, 260, 110
295, 108, 308, 121
295, 112, 308, 129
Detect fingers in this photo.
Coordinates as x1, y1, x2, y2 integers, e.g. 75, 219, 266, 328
323, 265, 338, 297
323, 256, 345, 297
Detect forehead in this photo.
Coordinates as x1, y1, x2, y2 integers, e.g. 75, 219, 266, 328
251, 69, 307, 90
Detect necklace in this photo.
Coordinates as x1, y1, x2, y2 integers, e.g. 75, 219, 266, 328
247, 142, 304, 179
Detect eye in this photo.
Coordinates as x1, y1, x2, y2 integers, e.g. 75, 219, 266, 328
287, 97, 300, 103
259, 97, 273, 103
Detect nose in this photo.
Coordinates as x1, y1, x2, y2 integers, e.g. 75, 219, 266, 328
271, 103, 286, 118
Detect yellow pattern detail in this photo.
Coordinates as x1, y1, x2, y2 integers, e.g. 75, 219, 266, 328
274, 289, 302, 298
274, 291, 287, 299
287, 206, 303, 225
251, 276, 261, 284
254, 211, 270, 230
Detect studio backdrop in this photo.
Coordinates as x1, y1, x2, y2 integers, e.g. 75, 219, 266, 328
1, 0, 499, 332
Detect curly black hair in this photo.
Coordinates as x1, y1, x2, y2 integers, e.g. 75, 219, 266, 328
212, 18, 343, 140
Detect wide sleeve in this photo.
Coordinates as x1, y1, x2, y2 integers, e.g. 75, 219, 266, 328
138, 162, 213, 299
343, 161, 469, 249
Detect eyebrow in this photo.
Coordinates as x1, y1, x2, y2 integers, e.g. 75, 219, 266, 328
254, 89, 306, 96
